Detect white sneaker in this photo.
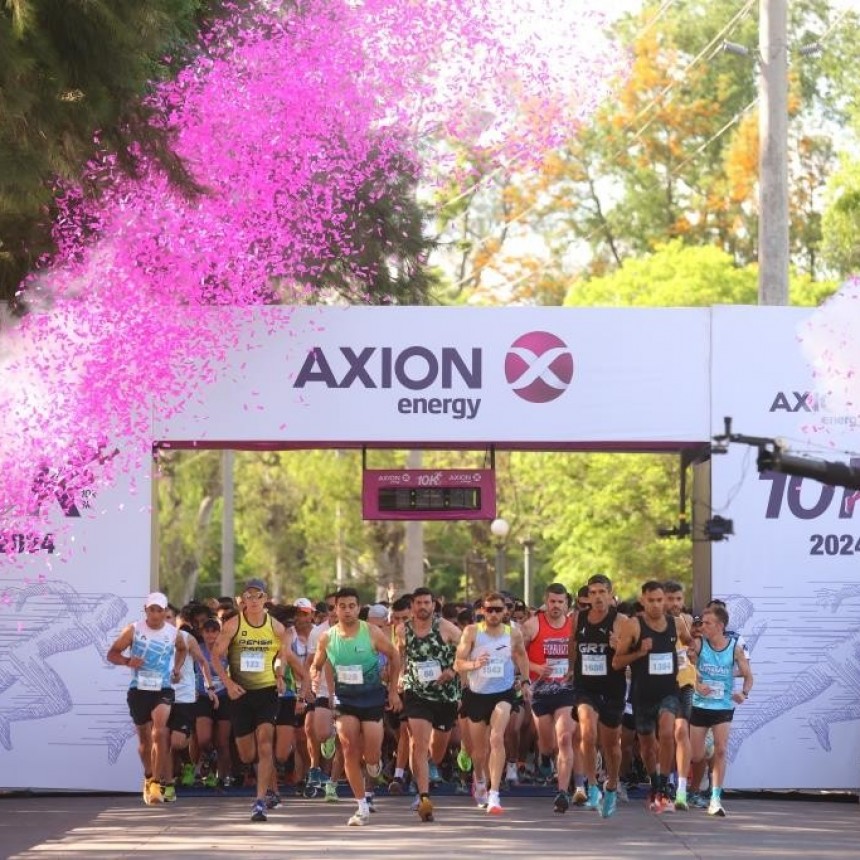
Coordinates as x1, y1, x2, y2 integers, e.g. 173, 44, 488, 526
348, 810, 370, 826
473, 781, 489, 808
505, 762, 519, 785
486, 791, 503, 815
707, 796, 726, 817
616, 783, 629, 803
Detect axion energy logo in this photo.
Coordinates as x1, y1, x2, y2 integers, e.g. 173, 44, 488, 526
504, 331, 574, 403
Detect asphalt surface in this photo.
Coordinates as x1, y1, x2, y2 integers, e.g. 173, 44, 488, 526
2, 790, 858, 860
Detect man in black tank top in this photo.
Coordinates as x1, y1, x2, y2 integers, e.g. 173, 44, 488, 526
613, 580, 687, 814
570, 574, 628, 818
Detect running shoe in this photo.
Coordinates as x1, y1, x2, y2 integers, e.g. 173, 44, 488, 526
417, 795, 434, 822
428, 760, 442, 784
366, 796, 377, 813
455, 781, 470, 795
388, 776, 406, 795
538, 759, 554, 782
600, 789, 617, 819
306, 766, 324, 786
616, 783, 629, 803
265, 790, 282, 810
651, 794, 674, 814
147, 782, 164, 804
162, 784, 177, 803
143, 778, 154, 805
203, 773, 218, 789
572, 786, 588, 806
473, 781, 489, 808
584, 784, 602, 811
321, 734, 337, 760
324, 781, 339, 802
222, 775, 235, 788
486, 790, 503, 815
456, 746, 472, 773
674, 790, 688, 811
505, 762, 520, 786
707, 796, 726, 817
410, 794, 420, 812
689, 792, 709, 809
180, 763, 196, 787
552, 790, 570, 814
347, 810, 370, 826
250, 799, 267, 822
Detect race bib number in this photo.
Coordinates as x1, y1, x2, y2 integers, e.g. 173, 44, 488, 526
240, 651, 265, 673
480, 659, 504, 678
137, 669, 162, 691
547, 658, 569, 679
704, 681, 725, 700
581, 654, 607, 676
337, 664, 364, 685
648, 652, 673, 675
416, 660, 442, 684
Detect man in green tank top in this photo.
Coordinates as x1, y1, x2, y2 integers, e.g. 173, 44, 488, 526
311, 587, 402, 827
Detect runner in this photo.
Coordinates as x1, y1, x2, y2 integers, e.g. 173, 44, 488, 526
613, 580, 690, 813
571, 574, 628, 818
664, 580, 696, 810
210, 578, 306, 822
454, 591, 532, 816
689, 605, 753, 817
106, 591, 186, 805
521, 583, 577, 814
395, 587, 462, 822
194, 617, 233, 786
310, 587, 402, 827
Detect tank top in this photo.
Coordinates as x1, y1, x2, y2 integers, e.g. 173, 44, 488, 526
573, 607, 626, 696
326, 620, 386, 708
173, 629, 197, 704
468, 622, 514, 695
196, 641, 227, 695
526, 611, 574, 695
630, 615, 679, 703
228, 611, 280, 690
402, 618, 459, 703
693, 635, 738, 711
129, 620, 177, 691
308, 621, 330, 697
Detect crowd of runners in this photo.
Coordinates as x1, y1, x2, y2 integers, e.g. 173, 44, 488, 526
107, 575, 753, 825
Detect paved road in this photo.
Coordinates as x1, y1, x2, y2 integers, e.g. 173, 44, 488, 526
2, 792, 858, 860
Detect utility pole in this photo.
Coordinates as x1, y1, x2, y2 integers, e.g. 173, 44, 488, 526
221, 449, 235, 597
758, 0, 789, 305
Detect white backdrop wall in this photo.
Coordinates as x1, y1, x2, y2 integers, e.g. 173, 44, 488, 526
2, 305, 857, 791
710, 306, 860, 789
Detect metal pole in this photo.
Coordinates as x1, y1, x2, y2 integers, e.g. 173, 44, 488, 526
758, 0, 789, 305
221, 449, 235, 597
522, 538, 534, 608
494, 541, 506, 592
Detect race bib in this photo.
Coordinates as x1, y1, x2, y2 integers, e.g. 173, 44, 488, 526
547, 658, 569, 679
337, 664, 364, 685
704, 681, 725, 700
581, 654, 607, 676
480, 659, 505, 678
416, 660, 442, 684
648, 652, 673, 675
240, 651, 265, 673
137, 669, 162, 691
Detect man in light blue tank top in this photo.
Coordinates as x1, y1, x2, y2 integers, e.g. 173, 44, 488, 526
689, 605, 753, 818
454, 591, 532, 816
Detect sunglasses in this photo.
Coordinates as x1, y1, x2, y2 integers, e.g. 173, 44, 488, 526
243, 591, 265, 600
483, 606, 505, 613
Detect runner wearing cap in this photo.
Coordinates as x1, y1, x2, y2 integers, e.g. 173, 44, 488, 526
210, 578, 306, 822
107, 591, 187, 805
311, 587, 402, 827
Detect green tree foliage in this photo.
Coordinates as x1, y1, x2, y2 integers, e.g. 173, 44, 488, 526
822, 157, 860, 276
0, 0, 213, 305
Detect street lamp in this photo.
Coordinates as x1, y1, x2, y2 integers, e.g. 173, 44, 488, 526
490, 517, 510, 592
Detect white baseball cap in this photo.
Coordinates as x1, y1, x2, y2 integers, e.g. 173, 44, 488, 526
145, 591, 168, 609
294, 597, 314, 611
